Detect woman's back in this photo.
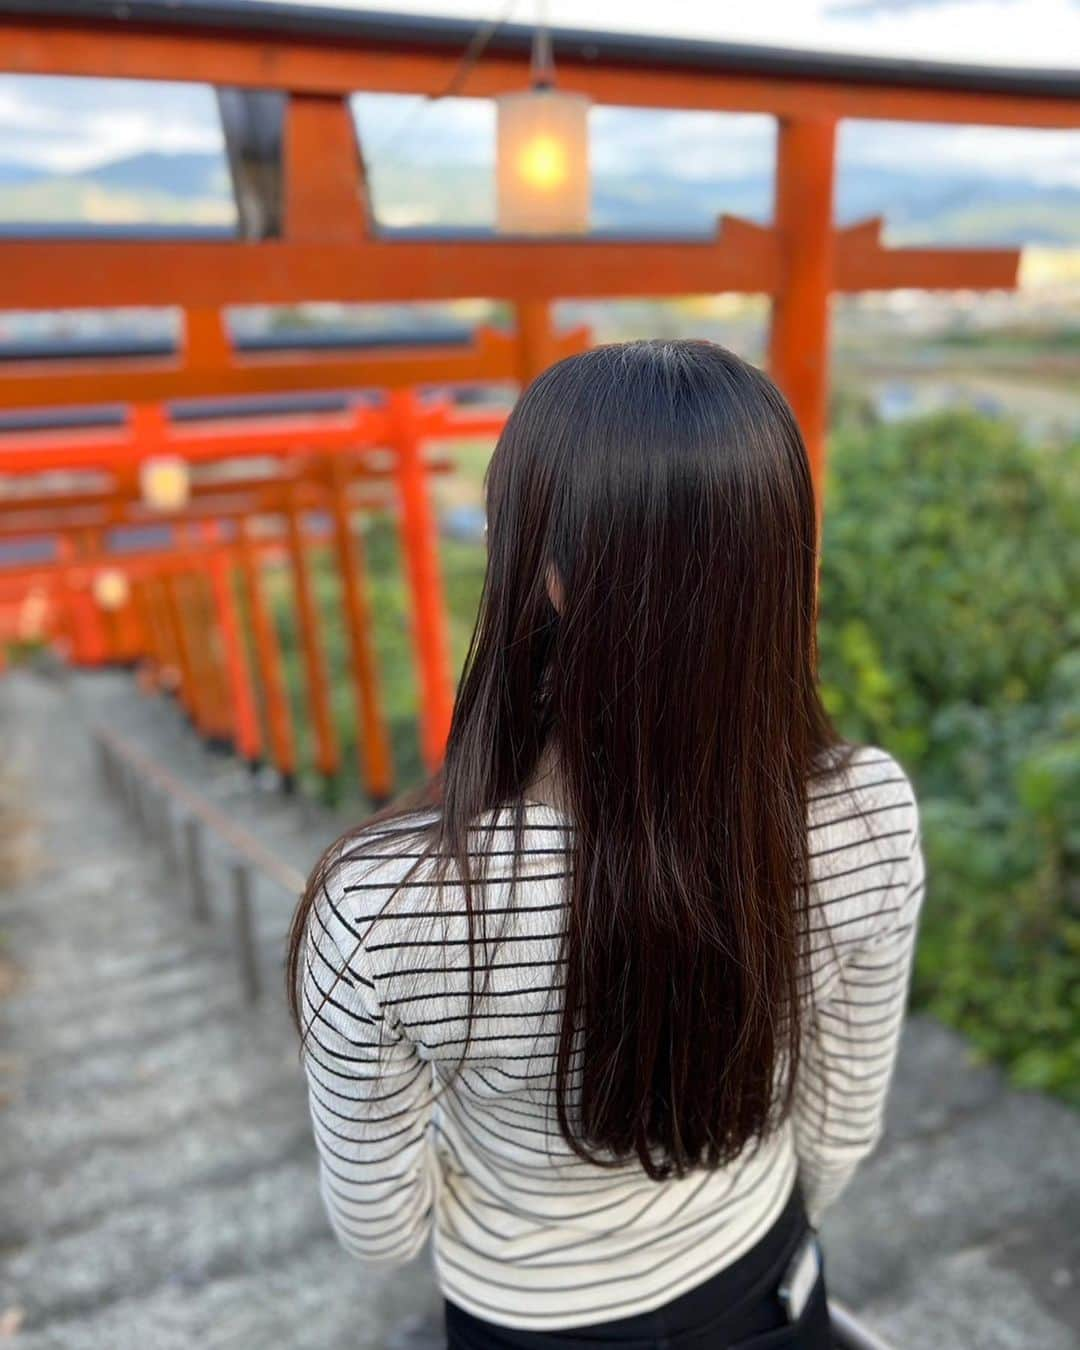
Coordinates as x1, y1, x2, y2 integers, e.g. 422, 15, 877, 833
303, 743, 924, 1332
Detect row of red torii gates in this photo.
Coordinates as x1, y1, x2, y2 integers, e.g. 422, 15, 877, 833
0, 1, 1075, 799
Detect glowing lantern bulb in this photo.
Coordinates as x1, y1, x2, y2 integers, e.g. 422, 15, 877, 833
93, 569, 130, 612
140, 456, 190, 512
519, 133, 568, 190
496, 88, 589, 236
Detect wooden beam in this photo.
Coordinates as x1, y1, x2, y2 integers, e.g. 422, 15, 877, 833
284, 93, 370, 242
832, 218, 1020, 291
0, 404, 500, 475
0, 325, 588, 410
0, 217, 778, 311
1, 17, 1075, 128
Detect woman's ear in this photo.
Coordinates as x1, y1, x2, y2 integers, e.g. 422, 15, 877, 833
546, 563, 564, 615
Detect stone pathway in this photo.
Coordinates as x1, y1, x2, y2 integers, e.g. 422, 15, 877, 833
1, 669, 1077, 1349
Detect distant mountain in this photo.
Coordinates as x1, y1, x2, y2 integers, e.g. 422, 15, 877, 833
75, 150, 231, 198
0, 149, 1077, 245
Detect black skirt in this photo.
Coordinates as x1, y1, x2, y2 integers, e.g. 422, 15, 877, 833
444, 1182, 832, 1350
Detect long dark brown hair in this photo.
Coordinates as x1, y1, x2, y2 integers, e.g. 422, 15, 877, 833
288, 339, 850, 1180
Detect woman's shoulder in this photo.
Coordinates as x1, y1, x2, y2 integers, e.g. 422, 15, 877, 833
805, 742, 923, 954
809, 741, 919, 832
316, 800, 571, 924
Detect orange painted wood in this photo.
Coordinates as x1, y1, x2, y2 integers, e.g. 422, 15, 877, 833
832, 218, 1021, 291
389, 390, 454, 771
284, 497, 341, 780
163, 572, 204, 729
74, 586, 107, 667
0, 527, 335, 578
208, 542, 262, 763
1, 19, 1075, 128
236, 518, 297, 782
130, 580, 155, 675
115, 595, 143, 664
0, 403, 493, 475
0, 327, 582, 411
0, 220, 779, 311
180, 569, 221, 736
768, 118, 837, 498
284, 94, 370, 242
0, 406, 385, 472
142, 576, 173, 687
0, 473, 397, 528
0, 215, 1023, 314
183, 307, 232, 373
326, 455, 393, 801
192, 567, 235, 743
515, 299, 559, 385
0, 496, 390, 547
135, 576, 172, 685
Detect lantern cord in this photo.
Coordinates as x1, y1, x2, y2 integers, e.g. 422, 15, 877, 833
439, 0, 523, 100
531, 0, 555, 89
364, 0, 521, 162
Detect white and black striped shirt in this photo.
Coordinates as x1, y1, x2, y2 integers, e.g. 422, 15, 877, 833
301, 745, 926, 1330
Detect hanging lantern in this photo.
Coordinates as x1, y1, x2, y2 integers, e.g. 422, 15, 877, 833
496, 87, 589, 235
495, 13, 589, 237
92, 569, 130, 612
140, 455, 190, 512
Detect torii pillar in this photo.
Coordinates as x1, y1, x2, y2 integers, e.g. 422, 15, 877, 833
769, 118, 837, 496
766, 115, 1019, 505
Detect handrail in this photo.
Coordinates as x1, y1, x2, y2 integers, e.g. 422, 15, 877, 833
94, 721, 304, 894
831, 1299, 896, 1350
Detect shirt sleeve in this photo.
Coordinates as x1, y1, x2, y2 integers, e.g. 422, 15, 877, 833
791, 800, 927, 1228
300, 868, 439, 1265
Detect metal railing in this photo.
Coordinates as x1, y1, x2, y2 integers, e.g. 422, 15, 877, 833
94, 722, 304, 1002
831, 1300, 896, 1350
92, 721, 894, 1350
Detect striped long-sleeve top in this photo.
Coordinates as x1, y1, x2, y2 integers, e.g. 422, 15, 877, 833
300, 744, 926, 1331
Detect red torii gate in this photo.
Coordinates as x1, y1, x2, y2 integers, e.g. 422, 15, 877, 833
1, 2, 1072, 479
0, 1, 1075, 790
0, 390, 506, 795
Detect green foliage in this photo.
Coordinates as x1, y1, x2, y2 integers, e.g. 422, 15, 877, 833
818, 411, 1080, 1101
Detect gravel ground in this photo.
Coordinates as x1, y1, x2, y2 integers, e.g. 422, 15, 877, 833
1, 668, 1077, 1349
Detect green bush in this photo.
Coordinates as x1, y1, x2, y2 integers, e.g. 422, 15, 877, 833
818, 411, 1079, 1100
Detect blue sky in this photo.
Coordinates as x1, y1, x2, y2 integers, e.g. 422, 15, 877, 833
0, 0, 1076, 190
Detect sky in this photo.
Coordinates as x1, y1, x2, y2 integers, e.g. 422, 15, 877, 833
0, 0, 1076, 188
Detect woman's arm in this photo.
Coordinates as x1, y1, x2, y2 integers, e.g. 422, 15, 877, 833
792, 805, 927, 1227
300, 879, 439, 1266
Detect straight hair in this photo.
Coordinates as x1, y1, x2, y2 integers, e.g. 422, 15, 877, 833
288, 339, 851, 1180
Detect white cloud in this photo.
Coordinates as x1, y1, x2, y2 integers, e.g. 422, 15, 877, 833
842, 121, 1080, 188
0, 76, 223, 172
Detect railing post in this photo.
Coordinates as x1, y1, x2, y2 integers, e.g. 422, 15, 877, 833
128, 764, 148, 834
95, 736, 110, 786
183, 817, 212, 923
231, 862, 260, 1002
157, 791, 180, 873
